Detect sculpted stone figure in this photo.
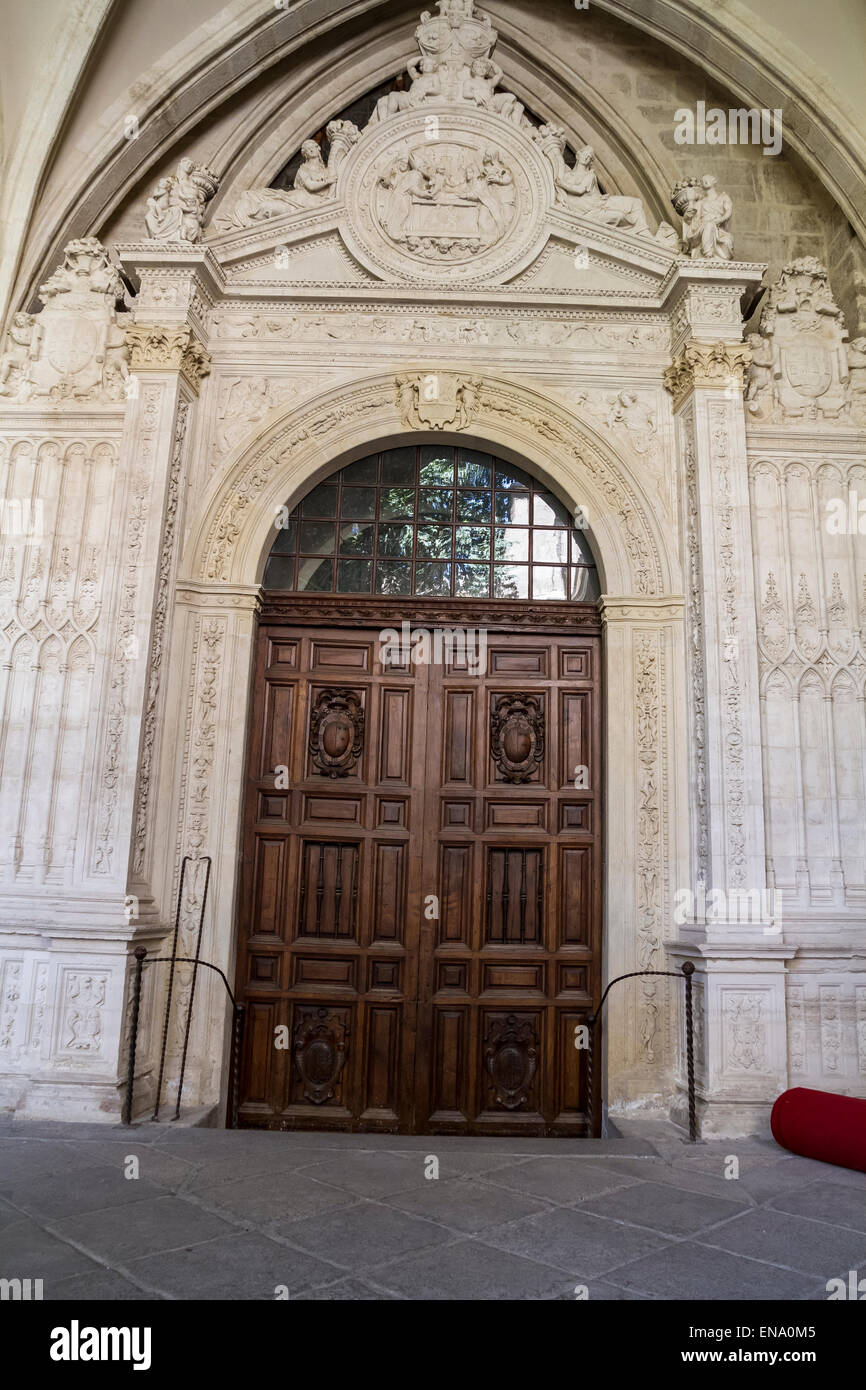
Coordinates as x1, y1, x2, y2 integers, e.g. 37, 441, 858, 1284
539, 130, 672, 243
216, 123, 359, 231
0, 314, 40, 396
363, 0, 529, 130
847, 338, 866, 398
671, 174, 734, 259
744, 331, 775, 411
144, 158, 219, 241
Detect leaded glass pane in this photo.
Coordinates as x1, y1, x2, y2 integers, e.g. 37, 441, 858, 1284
493, 564, 529, 598
341, 486, 376, 520
339, 523, 374, 555
455, 563, 490, 596
266, 446, 598, 599
415, 561, 451, 595
301, 484, 337, 517
375, 561, 412, 594
455, 526, 490, 560
299, 521, 335, 554
378, 523, 414, 556
336, 558, 373, 592
417, 525, 452, 559
418, 488, 452, 520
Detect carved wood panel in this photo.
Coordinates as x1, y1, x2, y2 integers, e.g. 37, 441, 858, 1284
235, 610, 602, 1134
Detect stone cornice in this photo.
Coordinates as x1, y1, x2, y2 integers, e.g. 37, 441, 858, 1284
175, 580, 263, 613
663, 341, 751, 408
600, 594, 685, 623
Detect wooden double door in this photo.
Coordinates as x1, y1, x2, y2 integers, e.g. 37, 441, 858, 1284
235, 598, 602, 1134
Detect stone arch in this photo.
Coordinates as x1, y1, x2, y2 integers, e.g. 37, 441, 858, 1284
187, 372, 677, 599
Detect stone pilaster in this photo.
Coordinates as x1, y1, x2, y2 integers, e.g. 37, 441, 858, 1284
664, 306, 790, 1135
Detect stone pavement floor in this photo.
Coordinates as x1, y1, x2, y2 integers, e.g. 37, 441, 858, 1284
2, 1115, 865, 1300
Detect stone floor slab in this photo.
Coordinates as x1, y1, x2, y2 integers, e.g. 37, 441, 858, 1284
52, 1194, 235, 1262
295, 1150, 434, 1198
767, 1180, 866, 1231
604, 1240, 823, 1301
581, 1180, 749, 1237
372, 1237, 569, 1300
284, 1199, 454, 1270
50, 1270, 158, 1300
480, 1205, 672, 1278
484, 1156, 641, 1205
696, 1208, 866, 1278
386, 1176, 550, 1233
203, 1169, 359, 1226
128, 1230, 339, 1299
0, 1218, 100, 1282
3, 1167, 168, 1221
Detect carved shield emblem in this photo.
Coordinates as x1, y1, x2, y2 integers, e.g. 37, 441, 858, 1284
782, 345, 831, 399
45, 317, 98, 377
490, 693, 544, 782
484, 1014, 538, 1109
309, 688, 365, 777
293, 1007, 348, 1104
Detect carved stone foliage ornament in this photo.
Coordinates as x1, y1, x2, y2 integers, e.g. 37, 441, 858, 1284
309, 688, 365, 777
125, 323, 211, 390
490, 692, 545, 782
395, 372, 481, 429
145, 159, 219, 241
293, 1006, 348, 1103
484, 1013, 538, 1109
0, 239, 130, 403
663, 341, 752, 408
671, 176, 734, 260
745, 259, 863, 422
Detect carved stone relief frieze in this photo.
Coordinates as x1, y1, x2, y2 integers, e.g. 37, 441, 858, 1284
207, 308, 670, 352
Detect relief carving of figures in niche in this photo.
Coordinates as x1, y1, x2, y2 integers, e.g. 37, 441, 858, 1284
210, 0, 677, 262
374, 142, 515, 259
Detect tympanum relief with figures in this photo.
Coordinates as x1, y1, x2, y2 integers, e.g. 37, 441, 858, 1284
0, 0, 863, 1137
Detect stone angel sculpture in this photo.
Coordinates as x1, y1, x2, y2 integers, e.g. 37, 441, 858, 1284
144, 158, 220, 242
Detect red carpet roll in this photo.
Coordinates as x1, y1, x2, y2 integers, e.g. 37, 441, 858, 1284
771, 1087, 866, 1172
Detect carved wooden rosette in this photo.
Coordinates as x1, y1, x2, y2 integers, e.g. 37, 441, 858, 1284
308, 687, 365, 777
484, 1013, 538, 1109
490, 692, 544, 782
293, 1006, 348, 1104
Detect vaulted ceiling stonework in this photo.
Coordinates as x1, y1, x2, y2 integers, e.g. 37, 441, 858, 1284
0, 0, 864, 1153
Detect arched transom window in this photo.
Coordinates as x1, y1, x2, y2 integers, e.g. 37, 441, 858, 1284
264, 444, 600, 601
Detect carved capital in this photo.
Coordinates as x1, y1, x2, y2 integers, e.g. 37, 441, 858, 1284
125, 323, 211, 391
663, 341, 751, 408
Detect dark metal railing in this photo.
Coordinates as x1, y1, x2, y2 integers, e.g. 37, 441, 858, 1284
123, 948, 246, 1127
586, 961, 697, 1141
122, 853, 247, 1128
